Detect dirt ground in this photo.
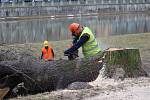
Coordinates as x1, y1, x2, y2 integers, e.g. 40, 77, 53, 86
10, 74, 150, 100
8, 33, 150, 100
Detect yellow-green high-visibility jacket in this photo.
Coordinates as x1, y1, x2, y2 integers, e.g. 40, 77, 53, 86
79, 27, 101, 57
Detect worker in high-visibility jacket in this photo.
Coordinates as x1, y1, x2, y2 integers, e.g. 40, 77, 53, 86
41, 41, 54, 61
64, 23, 101, 58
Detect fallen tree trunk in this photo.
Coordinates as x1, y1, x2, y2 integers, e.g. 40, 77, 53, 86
0, 87, 10, 99
0, 46, 147, 99
0, 55, 103, 98
103, 48, 147, 79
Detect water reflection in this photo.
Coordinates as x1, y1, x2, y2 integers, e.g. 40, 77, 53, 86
0, 13, 150, 44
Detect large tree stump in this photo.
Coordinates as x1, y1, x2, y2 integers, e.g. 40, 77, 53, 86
103, 48, 147, 79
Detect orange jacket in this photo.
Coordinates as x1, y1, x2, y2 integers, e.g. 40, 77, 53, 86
41, 47, 54, 60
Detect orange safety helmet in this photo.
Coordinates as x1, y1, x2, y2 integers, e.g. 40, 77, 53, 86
69, 23, 80, 34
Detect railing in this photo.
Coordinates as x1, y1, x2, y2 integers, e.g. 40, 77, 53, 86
0, 0, 150, 8
0, 0, 150, 18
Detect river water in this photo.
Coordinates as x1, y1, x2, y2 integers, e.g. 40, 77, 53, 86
0, 13, 150, 44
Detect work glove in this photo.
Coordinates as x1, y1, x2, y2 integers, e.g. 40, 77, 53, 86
64, 50, 71, 56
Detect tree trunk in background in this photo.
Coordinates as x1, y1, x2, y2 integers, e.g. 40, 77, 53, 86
103, 48, 147, 79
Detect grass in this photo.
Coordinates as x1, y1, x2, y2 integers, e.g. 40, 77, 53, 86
97, 33, 150, 61
50, 32, 150, 62
6, 32, 150, 61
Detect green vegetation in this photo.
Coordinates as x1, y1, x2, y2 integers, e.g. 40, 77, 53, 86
1, 32, 149, 62
98, 33, 150, 61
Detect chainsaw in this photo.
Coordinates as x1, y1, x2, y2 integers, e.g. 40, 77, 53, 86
64, 50, 79, 60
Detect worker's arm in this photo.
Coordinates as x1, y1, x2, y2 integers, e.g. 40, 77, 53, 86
51, 48, 54, 58
41, 52, 43, 59
72, 35, 79, 44
64, 33, 90, 55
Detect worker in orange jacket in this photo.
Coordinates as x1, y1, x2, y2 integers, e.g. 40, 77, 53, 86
41, 41, 54, 61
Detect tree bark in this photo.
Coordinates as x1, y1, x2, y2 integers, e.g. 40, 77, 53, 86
0, 55, 103, 97
0, 87, 9, 99
103, 48, 147, 79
